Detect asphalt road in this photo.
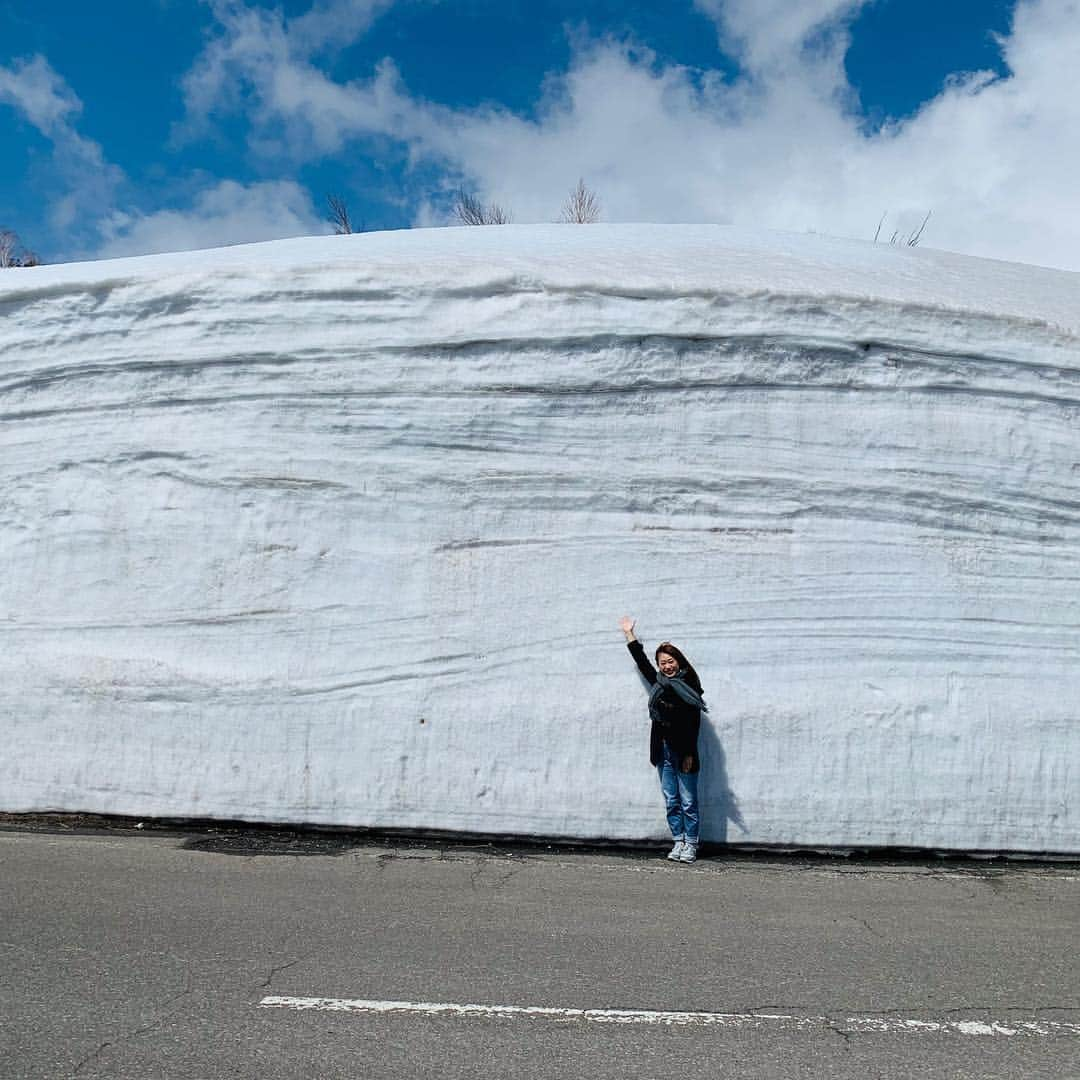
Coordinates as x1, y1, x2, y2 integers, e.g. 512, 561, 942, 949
2, 823, 1079, 1079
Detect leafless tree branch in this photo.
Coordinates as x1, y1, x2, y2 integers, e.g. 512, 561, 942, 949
560, 178, 600, 224
454, 189, 511, 226
907, 210, 932, 247
327, 194, 353, 235
874, 210, 932, 248
0, 228, 39, 268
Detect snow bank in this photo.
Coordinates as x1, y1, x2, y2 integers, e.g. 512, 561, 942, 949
2, 224, 1078, 852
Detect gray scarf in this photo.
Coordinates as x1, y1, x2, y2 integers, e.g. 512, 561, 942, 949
648, 671, 706, 725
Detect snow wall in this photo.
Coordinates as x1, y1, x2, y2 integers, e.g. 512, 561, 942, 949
2, 224, 1079, 853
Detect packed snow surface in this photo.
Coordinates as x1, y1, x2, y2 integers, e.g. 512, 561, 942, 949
2, 224, 1079, 851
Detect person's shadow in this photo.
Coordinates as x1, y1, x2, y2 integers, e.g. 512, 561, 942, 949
697, 712, 748, 844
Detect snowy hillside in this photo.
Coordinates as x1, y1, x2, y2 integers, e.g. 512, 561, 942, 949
2, 224, 1078, 852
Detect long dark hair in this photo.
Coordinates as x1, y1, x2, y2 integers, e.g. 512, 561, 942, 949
655, 641, 704, 697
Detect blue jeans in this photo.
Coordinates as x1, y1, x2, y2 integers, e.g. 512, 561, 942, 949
657, 742, 700, 843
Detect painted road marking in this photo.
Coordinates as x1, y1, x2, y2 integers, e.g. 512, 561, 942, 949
258, 996, 1080, 1037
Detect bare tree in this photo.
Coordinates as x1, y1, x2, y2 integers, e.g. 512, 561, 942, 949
874, 210, 931, 247
327, 194, 354, 235
454, 191, 486, 225
453, 189, 511, 226
905, 210, 932, 247
0, 228, 39, 268
560, 178, 601, 224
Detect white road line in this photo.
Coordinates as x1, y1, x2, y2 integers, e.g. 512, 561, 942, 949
257, 996, 1080, 1038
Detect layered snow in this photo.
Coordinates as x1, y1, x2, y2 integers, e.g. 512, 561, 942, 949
2, 223, 1079, 852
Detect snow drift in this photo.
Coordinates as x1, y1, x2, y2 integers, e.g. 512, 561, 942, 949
2, 224, 1078, 853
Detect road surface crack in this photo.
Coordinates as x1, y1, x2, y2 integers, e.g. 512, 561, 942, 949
824, 1017, 854, 1047
852, 916, 885, 939
260, 954, 313, 990
866, 1004, 1080, 1016
71, 972, 194, 1075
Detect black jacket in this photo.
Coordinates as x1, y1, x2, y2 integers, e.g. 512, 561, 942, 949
627, 640, 701, 773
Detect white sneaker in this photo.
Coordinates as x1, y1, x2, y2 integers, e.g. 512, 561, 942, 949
667, 840, 686, 861
678, 842, 698, 864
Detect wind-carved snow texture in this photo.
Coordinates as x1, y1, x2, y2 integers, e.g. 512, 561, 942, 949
2, 224, 1078, 852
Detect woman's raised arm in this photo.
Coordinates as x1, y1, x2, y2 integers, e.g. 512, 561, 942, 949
620, 616, 657, 684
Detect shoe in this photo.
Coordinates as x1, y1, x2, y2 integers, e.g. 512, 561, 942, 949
667, 840, 686, 861
679, 842, 698, 864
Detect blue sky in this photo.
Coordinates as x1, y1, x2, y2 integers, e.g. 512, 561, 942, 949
2, 0, 1076, 270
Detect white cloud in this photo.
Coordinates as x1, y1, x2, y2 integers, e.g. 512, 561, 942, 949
288, 0, 397, 54
0, 52, 81, 130
175, 0, 397, 153
693, 0, 869, 76
96, 179, 329, 257
0, 54, 124, 231
177, 0, 1080, 272
1, 51, 331, 259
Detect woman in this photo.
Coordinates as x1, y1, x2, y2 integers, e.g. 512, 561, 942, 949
619, 616, 705, 863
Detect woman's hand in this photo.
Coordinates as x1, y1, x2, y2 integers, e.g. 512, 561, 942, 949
681, 755, 694, 773
619, 616, 636, 641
